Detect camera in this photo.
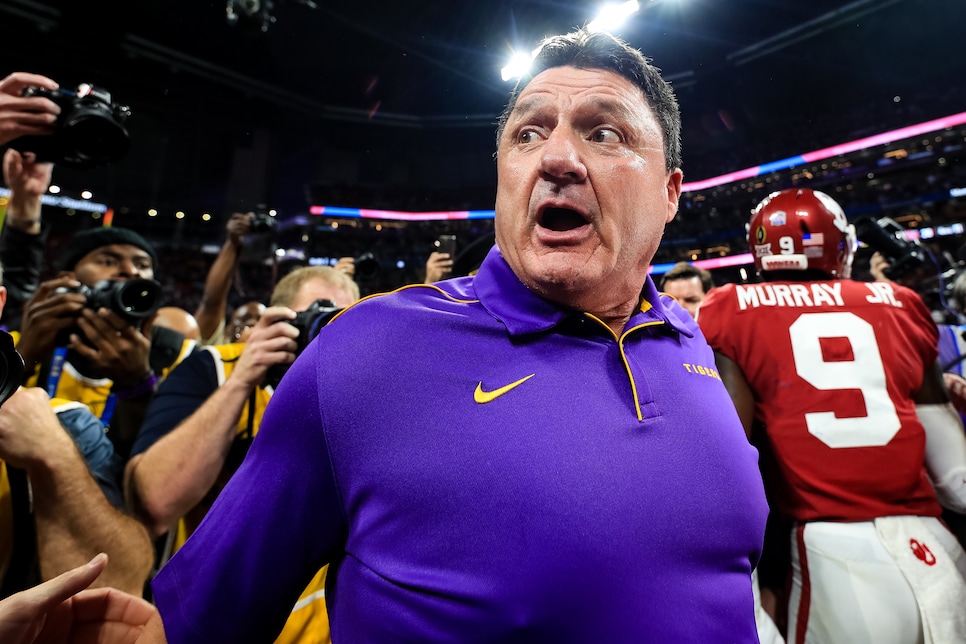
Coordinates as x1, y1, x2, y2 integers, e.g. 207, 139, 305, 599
265, 298, 342, 388
57, 279, 164, 327
354, 252, 379, 282
0, 330, 25, 408
9, 83, 132, 169
249, 212, 277, 234
853, 216, 927, 280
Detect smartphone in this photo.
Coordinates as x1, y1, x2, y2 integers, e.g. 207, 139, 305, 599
435, 234, 457, 258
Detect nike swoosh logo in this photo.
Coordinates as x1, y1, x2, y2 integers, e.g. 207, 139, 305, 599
474, 374, 535, 404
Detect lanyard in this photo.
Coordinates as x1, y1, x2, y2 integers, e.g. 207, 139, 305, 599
44, 346, 118, 426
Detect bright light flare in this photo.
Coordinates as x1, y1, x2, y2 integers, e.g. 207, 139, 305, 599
501, 50, 537, 82
588, 0, 640, 33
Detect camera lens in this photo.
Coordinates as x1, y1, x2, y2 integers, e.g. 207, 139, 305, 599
115, 279, 164, 318
355, 252, 379, 281
62, 110, 130, 164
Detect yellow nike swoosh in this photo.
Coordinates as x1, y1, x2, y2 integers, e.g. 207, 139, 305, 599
474, 374, 535, 404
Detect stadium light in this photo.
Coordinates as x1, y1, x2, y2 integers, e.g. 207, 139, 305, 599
588, 0, 641, 33
501, 49, 539, 82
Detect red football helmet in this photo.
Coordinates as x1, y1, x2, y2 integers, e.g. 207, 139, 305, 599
748, 188, 857, 278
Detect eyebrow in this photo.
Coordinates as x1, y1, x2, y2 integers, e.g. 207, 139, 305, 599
512, 94, 643, 127
96, 249, 153, 264
509, 95, 553, 122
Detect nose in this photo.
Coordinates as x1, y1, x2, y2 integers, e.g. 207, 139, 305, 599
538, 129, 587, 184
118, 258, 145, 279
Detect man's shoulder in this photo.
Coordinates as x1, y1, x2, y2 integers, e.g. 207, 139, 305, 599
331, 283, 480, 326
155, 345, 220, 391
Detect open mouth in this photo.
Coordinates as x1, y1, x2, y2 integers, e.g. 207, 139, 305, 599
539, 207, 588, 232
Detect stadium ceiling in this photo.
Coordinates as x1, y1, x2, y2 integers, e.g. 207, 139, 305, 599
1, 0, 962, 217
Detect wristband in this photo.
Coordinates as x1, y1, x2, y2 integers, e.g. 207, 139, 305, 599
112, 372, 158, 400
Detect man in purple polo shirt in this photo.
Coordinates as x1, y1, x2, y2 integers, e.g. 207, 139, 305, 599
139, 29, 767, 642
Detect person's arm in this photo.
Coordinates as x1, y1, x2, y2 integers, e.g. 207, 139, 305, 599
943, 372, 966, 416
0, 148, 53, 332
2, 148, 52, 235
713, 350, 756, 439
915, 360, 966, 513
144, 330, 344, 642
194, 213, 251, 342
125, 306, 298, 537
0, 553, 156, 644
0, 387, 154, 596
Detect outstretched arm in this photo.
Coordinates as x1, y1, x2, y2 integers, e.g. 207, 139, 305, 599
194, 213, 251, 342
125, 306, 298, 537
0, 388, 154, 596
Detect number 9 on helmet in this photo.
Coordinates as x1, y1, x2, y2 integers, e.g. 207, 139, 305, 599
748, 188, 857, 279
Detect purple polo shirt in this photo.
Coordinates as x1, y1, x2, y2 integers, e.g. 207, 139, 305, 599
152, 247, 767, 642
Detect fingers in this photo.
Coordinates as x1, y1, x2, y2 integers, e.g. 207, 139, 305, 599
68, 585, 156, 626
0, 72, 59, 95
22, 553, 108, 612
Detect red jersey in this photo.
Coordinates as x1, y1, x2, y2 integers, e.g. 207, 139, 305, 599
698, 279, 942, 522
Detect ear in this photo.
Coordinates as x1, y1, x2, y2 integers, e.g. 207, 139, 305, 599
0, 286, 6, 316
665, 168, 684, 224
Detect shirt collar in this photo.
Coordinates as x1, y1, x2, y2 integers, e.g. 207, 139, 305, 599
472, 245, 693, 339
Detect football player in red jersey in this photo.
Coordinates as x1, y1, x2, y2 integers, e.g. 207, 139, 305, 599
698, 188, 966, 644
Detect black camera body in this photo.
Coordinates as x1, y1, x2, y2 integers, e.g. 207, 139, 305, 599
10, 83, 131, 169
57, 279, 164, 327
0, 330, 25, 408
265, 298, 342, 389
854, 216, 927, 280
249, 212, 277, 234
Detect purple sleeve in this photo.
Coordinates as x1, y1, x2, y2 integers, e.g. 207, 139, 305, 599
150, 341, 346, 642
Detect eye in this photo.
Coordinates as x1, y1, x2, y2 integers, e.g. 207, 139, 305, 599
591, 128, 621, 143
519, 129, 541, 145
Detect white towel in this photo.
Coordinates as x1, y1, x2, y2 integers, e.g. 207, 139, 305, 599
874, 515, 966, 644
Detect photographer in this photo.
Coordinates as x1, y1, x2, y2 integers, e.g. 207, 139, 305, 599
0, 258, 153, 599
125, 265, 358, 643
0, 72, 61, 333
14, 228, 167, 459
